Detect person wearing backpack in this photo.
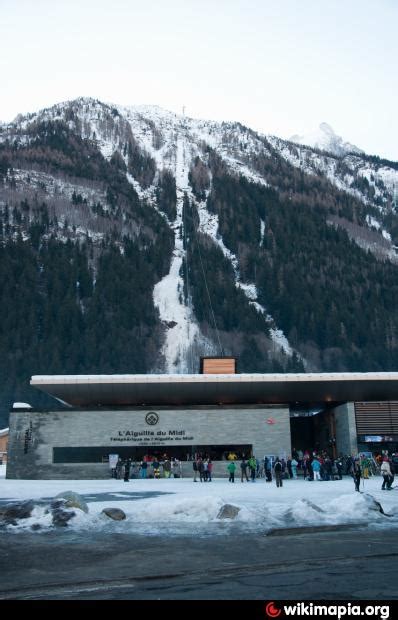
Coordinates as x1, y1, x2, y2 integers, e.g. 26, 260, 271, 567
140, 460, 148, 479
227, 460, 236, 482
273, 457, 283, 487
381, 457, 392, 490
193, 458, 198, 482
291, 457, 298, 479
248, 456, 257, 482
264, 456, 272, 482
240, 457, 249, 482
351, 458, 362, 492
197, 458, 205, 482
207, 459, 213, 482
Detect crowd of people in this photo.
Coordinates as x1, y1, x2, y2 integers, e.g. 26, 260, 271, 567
111, 454, 183, 482
109, 449, 397, 491
224, 449, 397, 490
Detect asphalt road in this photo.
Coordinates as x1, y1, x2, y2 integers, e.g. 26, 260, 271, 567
0, 526, 397, 600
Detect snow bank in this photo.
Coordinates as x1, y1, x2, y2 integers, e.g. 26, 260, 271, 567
1, 477, 397, 536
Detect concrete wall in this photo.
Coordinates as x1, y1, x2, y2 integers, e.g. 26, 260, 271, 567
333, 402, 358, 456
7, 405, 291, 479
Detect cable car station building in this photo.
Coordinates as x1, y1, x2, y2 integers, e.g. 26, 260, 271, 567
6, 360, 398, 479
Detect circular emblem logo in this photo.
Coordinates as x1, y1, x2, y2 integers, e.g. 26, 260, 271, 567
145, 411, 159, 425
265, 602, 281, 618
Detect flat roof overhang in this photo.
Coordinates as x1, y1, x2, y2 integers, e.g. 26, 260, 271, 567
30, 372, 398, 407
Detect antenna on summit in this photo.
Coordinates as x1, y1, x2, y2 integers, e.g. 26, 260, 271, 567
182, 105, 186, 116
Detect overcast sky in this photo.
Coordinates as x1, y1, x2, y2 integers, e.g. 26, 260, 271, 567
1, 0, 397, 160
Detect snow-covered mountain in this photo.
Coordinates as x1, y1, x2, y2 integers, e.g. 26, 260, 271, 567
290, 122, 364, 157
4, 98, 397, 254
0, 97, 398, 420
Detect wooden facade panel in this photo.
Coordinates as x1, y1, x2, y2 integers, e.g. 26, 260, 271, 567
201, 358, 236, 375
355, 401, 398, 434
0, 431, 8, 462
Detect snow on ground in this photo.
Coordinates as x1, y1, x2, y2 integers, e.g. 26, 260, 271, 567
365, 215, 392, 241
268, 136, 397, 212
260, 219, 265, 246
1, 465, 397, 536
11, 169, 107, 206
218, 152, 269, 187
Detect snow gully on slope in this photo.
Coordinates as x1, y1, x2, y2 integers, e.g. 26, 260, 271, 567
153, 136, 201, 373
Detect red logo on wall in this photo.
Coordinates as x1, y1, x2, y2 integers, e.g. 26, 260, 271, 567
266, 418, 276, 424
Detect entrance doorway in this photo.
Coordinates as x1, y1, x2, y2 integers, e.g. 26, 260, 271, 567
290, 405, 337, 457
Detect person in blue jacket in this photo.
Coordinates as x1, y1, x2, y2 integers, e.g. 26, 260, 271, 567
312, 457, 321, 481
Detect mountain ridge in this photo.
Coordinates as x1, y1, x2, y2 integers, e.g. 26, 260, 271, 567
290, 121, 364, 157
0, 97, 398, 424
